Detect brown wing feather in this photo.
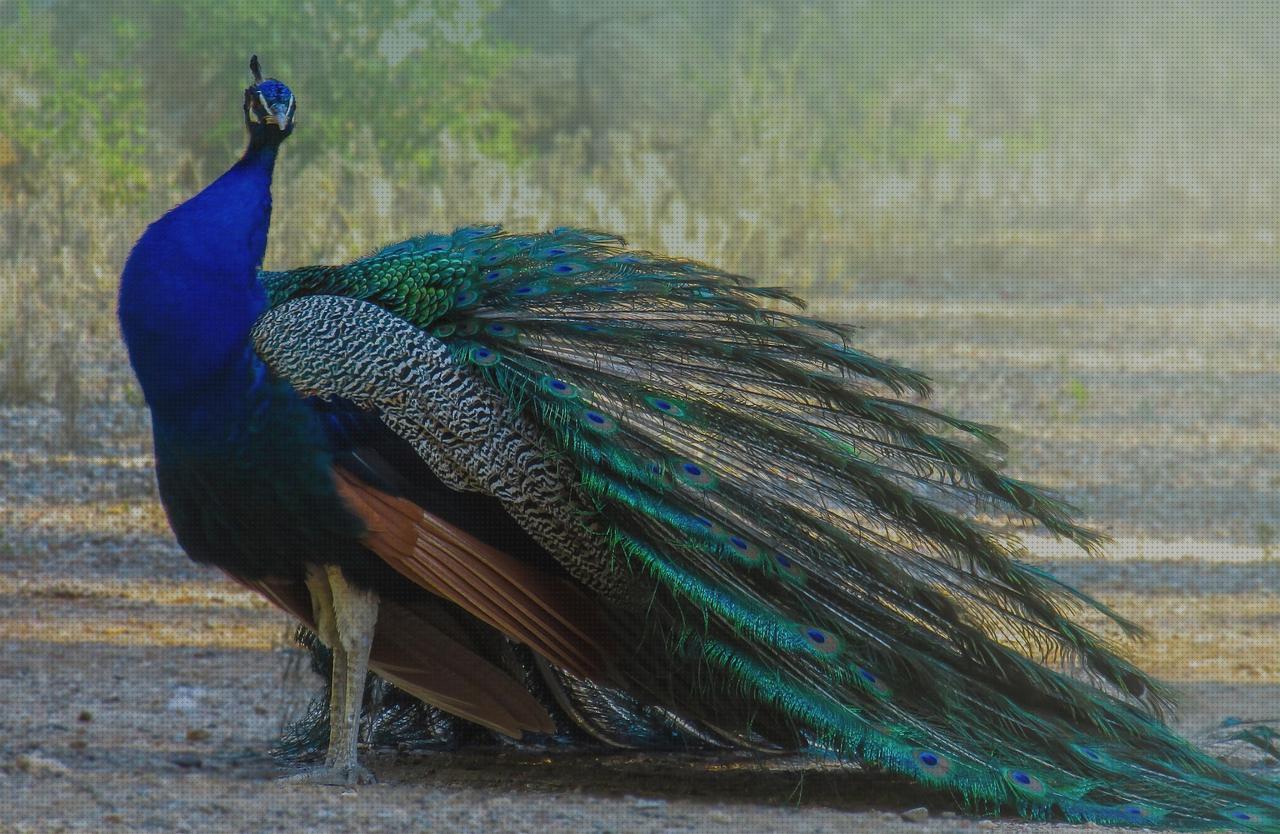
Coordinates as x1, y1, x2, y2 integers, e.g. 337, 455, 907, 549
369, 597, 555, 734
233, 573, 555, 737
330, 466, 614, 682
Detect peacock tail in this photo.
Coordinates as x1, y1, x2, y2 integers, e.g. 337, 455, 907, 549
257, 226, 1278, 830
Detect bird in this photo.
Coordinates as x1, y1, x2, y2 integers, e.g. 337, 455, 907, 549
118, 57, 1277, 828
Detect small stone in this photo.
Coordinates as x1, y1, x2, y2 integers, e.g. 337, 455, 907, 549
68, 740, 87, 751
940, 811, 956, 819
901, 807, 930, 823
166, 685, 206, 712
103, 814, 124, 825
977, 821, 998, 829
77, 711, 93, 723
13, 753, 71, 776
253, 705, 268, 715
186, 728, 211, 742
170, 753, 202, 769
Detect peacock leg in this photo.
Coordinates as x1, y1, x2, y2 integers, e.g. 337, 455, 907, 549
324, 565, 379, 782
288, 564, 379, 785
303, 564, 344, 744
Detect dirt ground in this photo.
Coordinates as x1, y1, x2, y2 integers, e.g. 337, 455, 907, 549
1, 270, 1277, 832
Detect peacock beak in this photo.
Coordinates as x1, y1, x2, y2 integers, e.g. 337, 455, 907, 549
269, 102, 292, 130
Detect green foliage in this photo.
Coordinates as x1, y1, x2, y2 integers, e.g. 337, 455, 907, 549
1065, 378, 1090, 410
0, 1, 148, 205
3, 0, 520, 178
131, 0, 521, 173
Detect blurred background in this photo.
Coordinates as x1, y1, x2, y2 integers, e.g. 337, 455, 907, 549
5, 0, 1280, 535
0, 1, 1276, 829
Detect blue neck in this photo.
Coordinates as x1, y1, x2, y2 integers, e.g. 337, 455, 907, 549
119, 139, 281, 432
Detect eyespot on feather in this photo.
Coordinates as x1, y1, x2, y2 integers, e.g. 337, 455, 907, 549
485, 322, 518, 339
913, 749, 952, 778
674, 460, 716, 489
544, 260, 590, 276
724, 533, 765, 565
533, 244, 576, 259
645, 396, 687, 418
773, 552, 806, 582
1003, 768, 1047, 797
855, 666, 892, 698
1118, 805, 1157, 821
689, 516, 726, 537
1069, 743, 1105, 764
799, 626, 841, 657
1222, 809, 1272, 828
581, 409, 618, 434
641, 459, 666, 481
511, 280, 550, 298
468, 346, 501, 367
541, 375, 579, 399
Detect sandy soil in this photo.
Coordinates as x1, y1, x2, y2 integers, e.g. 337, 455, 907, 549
1, 270, 1277, 832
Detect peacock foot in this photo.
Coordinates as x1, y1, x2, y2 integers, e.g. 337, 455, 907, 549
282, 762, 376, 786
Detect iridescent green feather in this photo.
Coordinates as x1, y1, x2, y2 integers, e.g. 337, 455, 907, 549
261, 226, 1280, 830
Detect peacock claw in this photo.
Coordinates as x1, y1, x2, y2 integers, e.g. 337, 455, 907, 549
283, 763, 376, 786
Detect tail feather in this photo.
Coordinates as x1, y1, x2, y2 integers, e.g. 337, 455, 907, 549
261, 226, 1280, 829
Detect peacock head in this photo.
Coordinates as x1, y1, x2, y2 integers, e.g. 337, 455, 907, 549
243, 55, 296, 140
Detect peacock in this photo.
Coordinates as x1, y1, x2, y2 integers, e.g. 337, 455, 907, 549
117, 57, 1278, 828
